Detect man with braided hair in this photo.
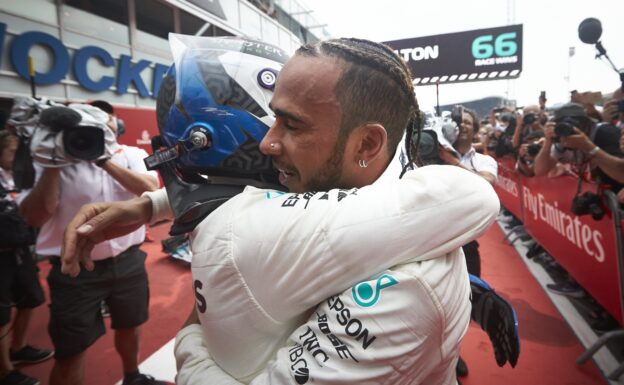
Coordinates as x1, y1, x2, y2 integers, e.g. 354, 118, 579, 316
62, 38, 500, 384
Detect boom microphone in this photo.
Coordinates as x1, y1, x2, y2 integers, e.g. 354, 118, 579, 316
39, 106, 82, 132
578, 17, 602, 45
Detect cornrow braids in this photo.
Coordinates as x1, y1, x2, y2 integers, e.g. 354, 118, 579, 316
296, 38, 421, 167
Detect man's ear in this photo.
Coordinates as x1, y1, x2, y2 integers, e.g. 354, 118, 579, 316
355, 123, 387, 164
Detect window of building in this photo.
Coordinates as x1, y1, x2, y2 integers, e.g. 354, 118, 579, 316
179, 10, 208, 36
64, 0, 128, 25
213, 25, 234, 37
135, 0, 174, 40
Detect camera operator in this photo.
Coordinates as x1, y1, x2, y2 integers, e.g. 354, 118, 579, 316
534, 103, 624, 190
1, 130, 53, 385
15, 101, 161, 385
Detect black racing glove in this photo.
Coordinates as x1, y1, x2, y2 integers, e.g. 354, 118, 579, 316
469, 274, 520, 368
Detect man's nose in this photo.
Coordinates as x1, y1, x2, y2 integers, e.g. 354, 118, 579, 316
259, 127, 279, 155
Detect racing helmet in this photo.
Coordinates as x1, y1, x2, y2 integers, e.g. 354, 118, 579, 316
155, 34, 288, 185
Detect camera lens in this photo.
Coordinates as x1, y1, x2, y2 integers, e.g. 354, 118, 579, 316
523, 113, 537, 125
554, 121, 574, 137
62, 126, 105, 160
527, 143, 541, 156
417, 131, 438, 160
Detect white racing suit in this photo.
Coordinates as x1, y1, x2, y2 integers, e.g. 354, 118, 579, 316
147, 158, 500, 384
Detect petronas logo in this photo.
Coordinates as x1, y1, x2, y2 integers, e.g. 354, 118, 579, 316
352, 274, 398, 308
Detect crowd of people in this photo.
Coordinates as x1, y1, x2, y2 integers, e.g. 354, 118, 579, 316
460, 86, 624, 301
0, 32, 621, 385
475, 88, 624, 195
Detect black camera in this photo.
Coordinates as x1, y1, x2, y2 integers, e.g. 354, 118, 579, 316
451, 105, 464, 126
553, 117, 579, 141
571, 191, 605, 221
527, 143, 541, 157
523, 113, 538, 126
39, 106, 106, 161
414, 130, 444, 165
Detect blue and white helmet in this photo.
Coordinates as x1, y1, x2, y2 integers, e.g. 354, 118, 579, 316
155, 34, 288, 184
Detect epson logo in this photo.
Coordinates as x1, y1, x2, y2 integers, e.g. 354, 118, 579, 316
394, 45, 439, 63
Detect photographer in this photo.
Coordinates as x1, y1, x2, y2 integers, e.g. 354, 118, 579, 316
601, 87, 624, 129
534, 103, 623, 190
0, 130, 53, 385
516, 131, 545, 177
488, 107, 517, 158
511, 104, 545, 151
15, 101, 161, 385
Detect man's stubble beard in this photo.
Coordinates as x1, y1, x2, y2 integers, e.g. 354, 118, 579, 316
303, 134, 347, 192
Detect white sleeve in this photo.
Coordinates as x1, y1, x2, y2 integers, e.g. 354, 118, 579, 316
197, 164, 499, 320
121, 145, 159, 179
141, 187, 173, 223
477, 154, 498, 180
174, 325, 246, 385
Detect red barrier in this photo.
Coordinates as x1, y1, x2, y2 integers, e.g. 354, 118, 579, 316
494, 157, 523, 219
495, 162, 623, 324
521, 175, 621, 323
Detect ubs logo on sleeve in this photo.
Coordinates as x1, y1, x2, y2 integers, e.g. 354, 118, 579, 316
352, 274, 398, 308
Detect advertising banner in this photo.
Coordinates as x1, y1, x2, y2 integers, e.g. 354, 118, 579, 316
116, 107, 159, 155
521, 175, 621, 324
494, 157, 523, 219
384, 24, 523, 85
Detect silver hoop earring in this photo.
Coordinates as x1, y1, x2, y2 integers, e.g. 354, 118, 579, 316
358, 159, 368, 168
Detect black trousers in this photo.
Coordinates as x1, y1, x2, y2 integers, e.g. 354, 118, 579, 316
462, 240, 481, 278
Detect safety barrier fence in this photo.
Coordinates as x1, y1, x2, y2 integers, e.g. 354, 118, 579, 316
493, 157, 624, 327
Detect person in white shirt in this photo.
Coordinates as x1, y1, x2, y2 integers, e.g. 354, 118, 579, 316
17, 102, 161, 385
438, 106, 498, 378
61, 38, 500, 384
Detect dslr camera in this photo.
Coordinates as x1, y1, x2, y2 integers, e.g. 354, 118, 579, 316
527, 143, 542, 157
553, 117, 579, 142
523, 112, 538, 126
571, 191, 605, 220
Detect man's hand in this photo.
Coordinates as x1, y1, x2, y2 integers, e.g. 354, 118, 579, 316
601, 99, 619, 123
61, 196, 153, 277
543, 122, 556, 142
470, 274, 520, 368
559, 127, 595, 153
